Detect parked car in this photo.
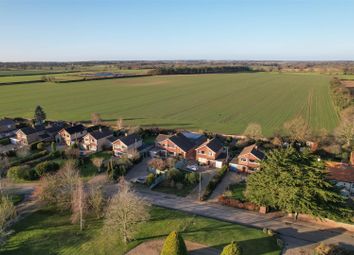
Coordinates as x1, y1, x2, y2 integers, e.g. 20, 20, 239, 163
131, 176, 147, 184
186, 164, 199, 171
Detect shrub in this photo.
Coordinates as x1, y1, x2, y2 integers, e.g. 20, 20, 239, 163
176, 182, 184, 190
201, 166, 228, 200
185, 172, 199, 185
146, 173, 155, 186
221, 241, 242, 255
7, 165, 38, 181
160, 231, 188, 255
167, 168, 184, 183
0, 138, 10, 146
10, 150, 49, 167
34, 161, 60, 176
36, 142, 45, 151
314, 243, 350, 255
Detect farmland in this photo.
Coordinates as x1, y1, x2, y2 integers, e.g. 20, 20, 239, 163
0, 72, 339, 135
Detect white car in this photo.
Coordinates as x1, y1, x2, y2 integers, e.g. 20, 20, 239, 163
186, 164, 198, 171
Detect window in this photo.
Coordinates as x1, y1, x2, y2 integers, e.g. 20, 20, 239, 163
240, 158, 247, 162
199, 150, 205, 154
208, 151, 213, 156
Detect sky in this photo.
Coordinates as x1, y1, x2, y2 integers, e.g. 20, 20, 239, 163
0, 0, 353, 61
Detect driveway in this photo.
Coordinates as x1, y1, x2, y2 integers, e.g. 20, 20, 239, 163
209, 171, 246, 201
187, 169, 216, 200
125, 158, 150, 181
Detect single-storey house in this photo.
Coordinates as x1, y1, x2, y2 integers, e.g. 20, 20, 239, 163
195, 138, 225, 168
111, 133, 143, 157
229, 144, 265, 173
58, 124, 87, 146
82, 128, 113, 152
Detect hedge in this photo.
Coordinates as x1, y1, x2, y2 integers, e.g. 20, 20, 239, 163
34, 161, 60, 176
7, 165, 38, 181
10, 150, 49, 167
201, 166, 228, 201
0, 138, 10, 145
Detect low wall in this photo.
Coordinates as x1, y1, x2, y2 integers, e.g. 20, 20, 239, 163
218, 196, 260, 212
288, 213, 354, 233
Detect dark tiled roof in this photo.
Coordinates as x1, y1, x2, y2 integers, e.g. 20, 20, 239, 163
19, 126, 45, 135
0, 118, 15, 126
169, 133, 195, 152
108, 136, 119, 143
45, 125, 63, 135
63, 124, 86, 135
117, 133, 141, 146
205, 138, 223, 153
239, 144, 265, 160
89, 129, 113, 140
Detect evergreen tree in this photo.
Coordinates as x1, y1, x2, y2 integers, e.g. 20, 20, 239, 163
245, 147, 351, 220
160, 231, 188, 255
34, 105, 46, 126
221, 241, 242, 255
51, 142, 57, 153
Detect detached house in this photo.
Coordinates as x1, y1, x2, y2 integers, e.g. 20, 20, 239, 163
82, 128, 113, 152
58, 124, 87, 146
156, 132, 207, 159
111, 133, 143, 157
195, 138, 226, 168
326, 163, 354, 198
229, 144, 265, 173
15, 126, 46, 145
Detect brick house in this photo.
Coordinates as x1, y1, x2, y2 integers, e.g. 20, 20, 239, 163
82, 128, 113, 152
156, 132, 207, 159
15, 126, 46, 145
195, 138, 225, 167
58, 124, 87, 146
111, 133, 142, 157
326, 162, 354, 198
229, 144, 265, 173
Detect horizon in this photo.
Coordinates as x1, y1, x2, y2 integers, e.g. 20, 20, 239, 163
1, 0, 354, 62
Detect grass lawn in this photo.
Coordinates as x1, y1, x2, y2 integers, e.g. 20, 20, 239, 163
226, 182, 247, 201
153, 183, 197, 197
0, 72, 339, 135
0, 206, 280, 255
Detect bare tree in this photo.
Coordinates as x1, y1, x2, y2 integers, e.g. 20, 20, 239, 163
91, 157, 104, 171
0, 195, 16, 242
87, 183, 105, 219
128, 126, 141, 135
71, 178, 86, 231
148, 158, 166, 170
243, 123, 263, 140
91, 113, 102, 125
116, 118, 124, 130
16, 146, 30, 158
283, 116, 311, 142
334, 120, 354, 148
104, 178, 150, 243
36, 160, 80, 211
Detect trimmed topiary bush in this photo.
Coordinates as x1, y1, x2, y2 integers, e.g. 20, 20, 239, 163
220, 241, 242, 255
160, 231, 188, 255
36, 142, 45, 151
146, 173, 155, 186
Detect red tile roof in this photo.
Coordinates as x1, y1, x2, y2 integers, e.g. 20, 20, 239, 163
326, 163, 354, 183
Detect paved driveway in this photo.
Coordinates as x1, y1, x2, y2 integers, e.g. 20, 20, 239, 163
125, 158, 150, 181
209, 171, 246, 201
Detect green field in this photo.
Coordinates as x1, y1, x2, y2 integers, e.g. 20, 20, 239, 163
0, 206, 280, 255
0, 73, 339, 135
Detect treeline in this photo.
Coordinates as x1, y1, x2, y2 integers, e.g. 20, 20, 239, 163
149, 65, 253, 75
330, 78, 353, 110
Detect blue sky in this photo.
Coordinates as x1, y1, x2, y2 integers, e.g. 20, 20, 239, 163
0, 0, 353, 61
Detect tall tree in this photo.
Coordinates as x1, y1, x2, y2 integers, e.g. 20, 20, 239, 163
104, 178, 150, 243
0, 195, 16, 243
283, 116, 311, 142
243, 123, 263, 140
34, 105, 46, 126
245, 147, 350, 220
91, 113, 102, 125
334, 120, 354, 148
71, 178, 86, 231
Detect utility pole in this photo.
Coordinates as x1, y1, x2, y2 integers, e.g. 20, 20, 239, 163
198, 172, 202, 201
